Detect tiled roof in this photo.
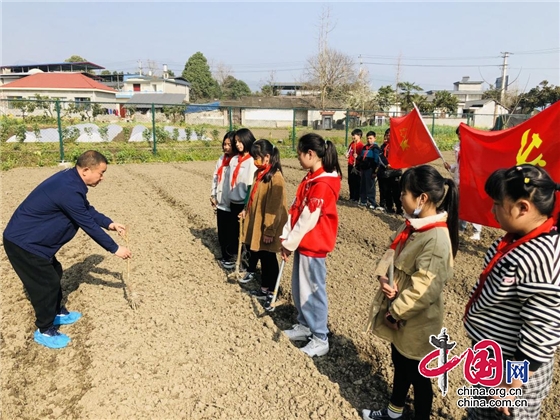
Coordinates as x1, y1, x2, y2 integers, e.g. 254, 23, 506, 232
0, 73, 116, 92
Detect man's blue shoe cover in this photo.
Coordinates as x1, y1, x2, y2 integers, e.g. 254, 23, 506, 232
53, 311, 82, 326
33, 329, 71, 349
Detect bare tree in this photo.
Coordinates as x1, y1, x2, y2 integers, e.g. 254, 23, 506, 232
304, 7, 357, 109
145, 59, 160, 77
213, 61, 234, 87
344, 67, 375, 121
259, 70, 277, 96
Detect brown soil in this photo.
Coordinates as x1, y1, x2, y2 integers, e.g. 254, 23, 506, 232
1, 153, 558, 419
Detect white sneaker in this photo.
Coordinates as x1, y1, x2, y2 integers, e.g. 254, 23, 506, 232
301, 335, 329, 357
283, 324, 312, 341
470, 232, 481, 241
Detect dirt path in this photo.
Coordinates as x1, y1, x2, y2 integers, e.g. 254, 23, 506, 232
1, 156, 558, 419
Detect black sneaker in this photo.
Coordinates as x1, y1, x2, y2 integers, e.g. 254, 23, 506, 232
264, 294, 275, 312
249, 289, 269, 300
362, 408, 401, 420
219, 259, 235, 269
58, 306, 70, 316
239, 272, 255, 284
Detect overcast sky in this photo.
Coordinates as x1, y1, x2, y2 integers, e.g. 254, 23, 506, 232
2, 1, 559, 93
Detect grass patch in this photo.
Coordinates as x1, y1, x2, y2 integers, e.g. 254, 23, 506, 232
1, 122, 459, 170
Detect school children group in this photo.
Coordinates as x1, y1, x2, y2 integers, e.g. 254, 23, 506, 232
346, 128, 403, 214
211, 127, 560, 420
3, 125, 556, 420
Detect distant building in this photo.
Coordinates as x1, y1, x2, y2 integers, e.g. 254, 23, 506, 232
220, 96, 349, 128
268, 82, 320, 97
118, 74, 190, 102
463, 99, 509, 128
425, 76, 485, 114
0, 72, 118, 116
0, 61, 105, 86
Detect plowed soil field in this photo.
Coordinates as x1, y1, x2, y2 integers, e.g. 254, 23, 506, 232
1, 153, 558, 419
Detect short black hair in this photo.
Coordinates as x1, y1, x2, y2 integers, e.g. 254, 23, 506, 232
76, 150, 108, 168
485, 164, 558, 218
351, 128, 363, 137
366, 131, 376, 138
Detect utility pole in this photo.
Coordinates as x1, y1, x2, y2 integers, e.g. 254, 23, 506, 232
395, 53, 402, 116
499, 51, 511, 103
359, 54, 364, 123
493, 51, 512, 128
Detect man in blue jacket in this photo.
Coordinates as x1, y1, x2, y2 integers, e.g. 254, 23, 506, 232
3, 150, 132, 349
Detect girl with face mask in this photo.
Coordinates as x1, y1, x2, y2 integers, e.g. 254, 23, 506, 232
363, 165, 459, 420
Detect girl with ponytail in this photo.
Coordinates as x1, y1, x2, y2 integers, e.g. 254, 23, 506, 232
364, 164, 459, 420
464, 164, 560, 419
239, 139, 288, 312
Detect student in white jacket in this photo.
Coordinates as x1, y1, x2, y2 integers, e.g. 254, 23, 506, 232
229, 128, 257, 277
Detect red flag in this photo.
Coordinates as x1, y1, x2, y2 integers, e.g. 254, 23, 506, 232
459, 101, 560, 228
388, 105, 441, 169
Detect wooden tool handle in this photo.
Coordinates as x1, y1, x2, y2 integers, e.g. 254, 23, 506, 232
374, 249, 395, 279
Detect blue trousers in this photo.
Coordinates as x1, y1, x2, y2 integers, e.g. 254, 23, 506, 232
291, 251, 329, 340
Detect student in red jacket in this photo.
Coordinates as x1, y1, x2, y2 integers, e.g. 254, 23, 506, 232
281, 133, 342, 357
345, 128, 364, 202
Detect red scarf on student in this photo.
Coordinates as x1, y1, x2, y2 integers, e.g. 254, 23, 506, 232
217, 155, 232, 183
390, 219, 448, 256
290, 167, 325, 227
464, 217, 555, 320
247, 164, 271, 209
231, 153, 251, 188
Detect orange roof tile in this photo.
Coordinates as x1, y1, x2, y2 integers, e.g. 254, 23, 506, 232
1, 73, 116, 92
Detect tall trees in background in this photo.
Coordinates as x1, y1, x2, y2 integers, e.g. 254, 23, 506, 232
397, 81, 423, 113
304, 7, 358, 110
182, 52, 221, 102
221, 76, 251, 99
431, 90, 459, 114
64, 55, 87, 62
183, 53, 253, 101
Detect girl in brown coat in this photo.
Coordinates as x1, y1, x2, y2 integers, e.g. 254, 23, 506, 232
240, 139, 288, 310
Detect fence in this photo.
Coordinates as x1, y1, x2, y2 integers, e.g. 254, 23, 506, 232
0, 98, 531, 166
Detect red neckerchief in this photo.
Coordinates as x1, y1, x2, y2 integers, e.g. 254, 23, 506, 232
464, 217, 555, 320
231, 153, 251, 188
290, 167, 325, 227
247, 164, 271, 209
348, 142, 360, 164
390, 219, 448, 256
217, 155, 232, 183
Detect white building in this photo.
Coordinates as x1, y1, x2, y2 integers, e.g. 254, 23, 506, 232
118, 74, 190, 102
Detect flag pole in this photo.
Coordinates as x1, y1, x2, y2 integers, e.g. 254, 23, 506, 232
413, 102, 446, 165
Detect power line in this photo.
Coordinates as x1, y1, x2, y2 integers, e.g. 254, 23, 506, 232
361, 54, 500, 61
362, 62, 499, 68
511, 47, 560, 55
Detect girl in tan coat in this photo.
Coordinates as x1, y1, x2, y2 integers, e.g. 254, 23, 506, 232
363, 165, 459, 420
240, 139, 288, 311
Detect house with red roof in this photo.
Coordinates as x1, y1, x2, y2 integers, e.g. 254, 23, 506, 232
0, 72, 118, 116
